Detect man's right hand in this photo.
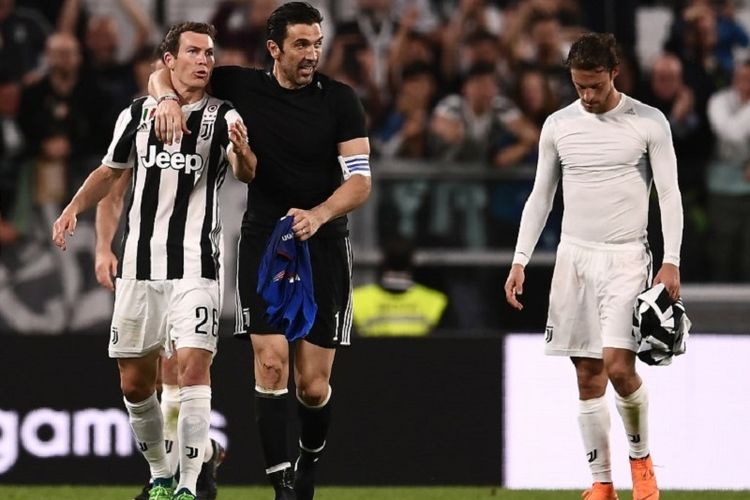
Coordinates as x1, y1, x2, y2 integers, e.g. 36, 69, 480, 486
504, 263, 526, 311
95, 249, 118, 291
52, 208, 77, 251
154, 99, 189, 145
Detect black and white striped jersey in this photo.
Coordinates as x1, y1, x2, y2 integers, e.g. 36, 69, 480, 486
102, 94, 240, 281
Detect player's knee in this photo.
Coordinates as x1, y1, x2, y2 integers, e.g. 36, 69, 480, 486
297, 379, 329, 406
606, 365, 636, 390
120, 377, 155, 403
258, 349, 286, 371
178, 364, 210, 387
255, 358, 286, 387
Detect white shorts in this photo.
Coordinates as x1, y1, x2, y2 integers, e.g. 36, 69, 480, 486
108, 278, 221, 358
544, 235, 651, 358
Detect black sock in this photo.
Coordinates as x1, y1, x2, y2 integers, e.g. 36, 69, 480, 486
255, 389, 289, 470
297, 389, 332, 454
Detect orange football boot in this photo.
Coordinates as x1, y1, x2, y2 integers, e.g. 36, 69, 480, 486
630, 455, 659, 500
581, 482, 619, 500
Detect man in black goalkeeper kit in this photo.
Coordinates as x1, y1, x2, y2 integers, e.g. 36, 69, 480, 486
150, 3, 371, 499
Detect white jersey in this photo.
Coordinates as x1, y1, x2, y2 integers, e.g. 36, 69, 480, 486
513, 93, 683, 266
102, 95, 241, 280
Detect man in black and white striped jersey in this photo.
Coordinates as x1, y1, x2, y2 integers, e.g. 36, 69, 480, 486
52, 22, 255, 500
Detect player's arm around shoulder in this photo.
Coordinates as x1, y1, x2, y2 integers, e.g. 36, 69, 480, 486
148, 68, 189, 145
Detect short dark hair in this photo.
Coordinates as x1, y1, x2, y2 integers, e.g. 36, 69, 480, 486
462, 63, 496, 85
266, 2, 323, 49
401, 62, 434, 81
565, 32, 620, 71
382, 237, 415, 272
159, 22, 216, 58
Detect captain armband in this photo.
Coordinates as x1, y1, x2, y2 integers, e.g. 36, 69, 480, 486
338, 154, 371, 180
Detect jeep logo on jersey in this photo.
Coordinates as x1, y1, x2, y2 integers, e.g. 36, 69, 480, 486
141, 145, 203, 173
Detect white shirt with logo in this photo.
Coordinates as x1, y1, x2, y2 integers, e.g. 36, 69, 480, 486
513, 93, 683, 267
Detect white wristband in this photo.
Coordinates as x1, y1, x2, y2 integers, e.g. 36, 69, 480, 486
157, 93, 179, 104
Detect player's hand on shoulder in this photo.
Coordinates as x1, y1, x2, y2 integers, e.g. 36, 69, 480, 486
52, 209, 77, 251
154, 98, 189, 145
288, 207, 324, 242
653, 263, 681, 302
504, 263, 525, 311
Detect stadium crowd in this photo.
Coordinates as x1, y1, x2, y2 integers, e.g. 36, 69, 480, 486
1, 0, 750, 292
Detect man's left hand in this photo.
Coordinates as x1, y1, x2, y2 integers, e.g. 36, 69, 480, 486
653, 263, 681, 302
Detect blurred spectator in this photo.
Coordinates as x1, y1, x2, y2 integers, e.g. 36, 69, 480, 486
18, 32, 112, 191
515, 11, 575, 104
17, 0, 71, 27
665, 1, 730, 122
427, 64, 538, 247
328, 37, 383, 129
666, 0, 748, 79
374, 62, 437, 241
713, 0, 749, 75
385, 7, 440, 92
613, 48, 641, 98
215, 43, 251, 68
374, 62, 437, 159
443, 29, 506, 90
329, 0, 399, 94
58, 0, 154, 109
705, 59, 750, 281
642, 53, 707, 195
440, 0, 503, 86
392, 0, 442, 34
210, 0, 279, 68
353, 237, 447, 337
0, 0, 51, 84
0, 73, 24, 245
130, 44, 159, 98
429, 64, 538, 168
512, 66, 559, 129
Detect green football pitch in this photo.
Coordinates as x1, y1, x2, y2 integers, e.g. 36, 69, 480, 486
1, 486, 748, 499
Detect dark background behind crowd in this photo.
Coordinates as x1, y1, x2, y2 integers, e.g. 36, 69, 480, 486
1, 0, 749, 335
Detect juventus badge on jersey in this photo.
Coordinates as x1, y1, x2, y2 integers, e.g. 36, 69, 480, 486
200, 104, 219, 140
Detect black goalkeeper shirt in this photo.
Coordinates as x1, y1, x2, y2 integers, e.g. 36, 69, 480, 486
210, 66, 367, 237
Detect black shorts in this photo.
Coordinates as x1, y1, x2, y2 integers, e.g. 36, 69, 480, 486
233, 229, 353, 348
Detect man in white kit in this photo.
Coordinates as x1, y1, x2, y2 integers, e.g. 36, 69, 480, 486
52, 22, 255, 500
504, 33, 683, 500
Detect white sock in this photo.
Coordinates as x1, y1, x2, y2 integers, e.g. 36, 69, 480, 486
578, 396, 612, 483
124, 392, 171, 480
177, 385, 211, 494
615, 383, 650, 459
160, 384, 181, 476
